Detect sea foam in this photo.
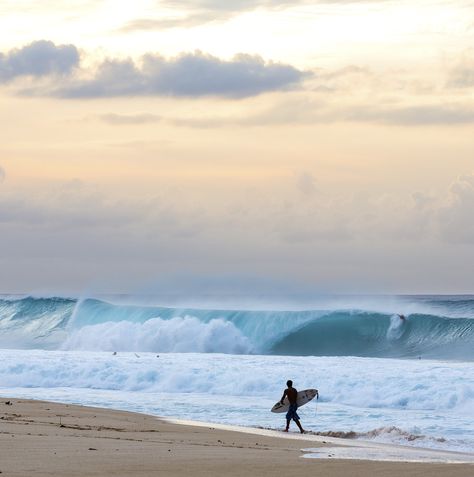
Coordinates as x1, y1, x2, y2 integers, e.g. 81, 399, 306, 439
0, 350, 473, 453
61, 316, 251, 354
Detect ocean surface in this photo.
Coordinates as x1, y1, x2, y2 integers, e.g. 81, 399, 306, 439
0, 294, 473, 453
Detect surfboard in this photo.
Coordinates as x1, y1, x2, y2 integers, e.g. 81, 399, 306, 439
271, 388, 318, 413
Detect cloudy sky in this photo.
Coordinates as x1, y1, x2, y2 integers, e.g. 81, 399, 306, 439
1, 0, 474, 296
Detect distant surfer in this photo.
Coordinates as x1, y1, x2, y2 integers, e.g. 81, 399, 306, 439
280, 380, 306, 434
398, 314, 406, 321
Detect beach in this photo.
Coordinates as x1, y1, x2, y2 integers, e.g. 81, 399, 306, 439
1, 296, 473, 467
1, 398, 472, 477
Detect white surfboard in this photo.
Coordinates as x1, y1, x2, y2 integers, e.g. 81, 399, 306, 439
271, 388, 318, 413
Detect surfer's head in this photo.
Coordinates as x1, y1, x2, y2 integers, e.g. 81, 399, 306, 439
286, 380, 293, 387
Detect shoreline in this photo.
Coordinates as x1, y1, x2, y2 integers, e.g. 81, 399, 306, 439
1, 397, 473, 476
164, 417, 474, 464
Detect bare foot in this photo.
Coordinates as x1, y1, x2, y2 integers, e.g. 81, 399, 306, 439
300, 429, 306, 434
283, 429, 289, 432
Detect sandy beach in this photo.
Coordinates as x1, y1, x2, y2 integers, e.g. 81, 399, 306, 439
0, 397, 472, 477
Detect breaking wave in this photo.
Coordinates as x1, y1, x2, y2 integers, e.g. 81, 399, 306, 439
1, 295, 474, 359
306, 426, 445, 443
62, 316, 251, 354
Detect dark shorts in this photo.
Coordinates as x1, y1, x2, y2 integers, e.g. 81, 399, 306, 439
286, 404, 300, 421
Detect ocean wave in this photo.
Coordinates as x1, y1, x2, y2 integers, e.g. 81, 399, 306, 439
1, 295, 474, 359
305, 426, 445, 443
260, 425, 448, 446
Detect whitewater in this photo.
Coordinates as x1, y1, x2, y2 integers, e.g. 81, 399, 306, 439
0, 294, 473, 454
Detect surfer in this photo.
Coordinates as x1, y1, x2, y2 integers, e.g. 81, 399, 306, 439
398, 314, 406, 321
280, 380, 305, 433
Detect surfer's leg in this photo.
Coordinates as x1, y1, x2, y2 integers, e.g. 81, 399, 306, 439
293, 410, 304, 434
294, 418, 305, 434
285, 408, 293, 431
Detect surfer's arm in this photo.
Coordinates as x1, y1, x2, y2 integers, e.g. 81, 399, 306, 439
280, 390, 287, 404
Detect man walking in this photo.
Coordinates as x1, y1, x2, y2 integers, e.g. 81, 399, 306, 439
280, 380, 305, 433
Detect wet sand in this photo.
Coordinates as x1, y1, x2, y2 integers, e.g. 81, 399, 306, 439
0, 397, 472, 476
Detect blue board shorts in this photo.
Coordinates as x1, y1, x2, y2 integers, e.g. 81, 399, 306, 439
286, 404, 300, 421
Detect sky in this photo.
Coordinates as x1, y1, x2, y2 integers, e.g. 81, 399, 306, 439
1, 0, 474, 296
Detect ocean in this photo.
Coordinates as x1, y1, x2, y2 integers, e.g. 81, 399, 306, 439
0, 294, 473, 453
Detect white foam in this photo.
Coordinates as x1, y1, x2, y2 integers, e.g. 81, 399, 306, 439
62, 316, 251, 354
0, 350, 473, 453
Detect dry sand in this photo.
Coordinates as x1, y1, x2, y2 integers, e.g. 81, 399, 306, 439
0, 397, 472, 476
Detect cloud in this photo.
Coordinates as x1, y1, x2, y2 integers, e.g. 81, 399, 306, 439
99, 113, 162, 125
0, 179, 208, 238
120, 1, 290, 30
122, 1, 390, 30
1, 169, 471, 293
121, 15, 211, 31
47, 51, 308, 99
170, 98, 474, 128
0, 179, 131, 228
438, 174, 474, 243
0, 41, 307, 99
448, 55, 474, 88
0, 40, 79, 82
345, 104, 474, 126
4, 40, 472, 125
